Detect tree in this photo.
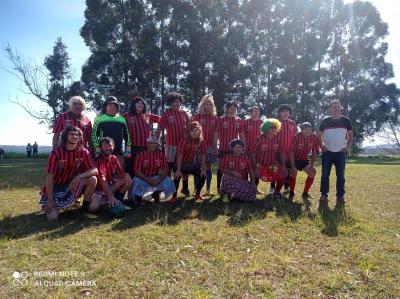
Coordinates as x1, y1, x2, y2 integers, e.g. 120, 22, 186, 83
4, 38, 83, 129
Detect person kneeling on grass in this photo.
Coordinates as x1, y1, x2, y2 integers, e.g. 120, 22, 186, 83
39, 126, 98, 221
288, 122, 319, 200
251, 119, 287, 199
171, 121, 207, 203
89, 137, 131, 212
132, 136, 176, 204
220, 139, 256, 202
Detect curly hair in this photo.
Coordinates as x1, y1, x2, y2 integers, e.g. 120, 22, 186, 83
261, 118, 281, 134
184, 121, 204, 144
197, 95, 217, 116
60, 126, 83, 148
128, 96, 147, 115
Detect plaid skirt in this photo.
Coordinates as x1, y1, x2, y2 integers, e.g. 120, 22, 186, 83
39, 181, 83, 209
220, 174, 256, 202
132, 175, 176, 199
195, 147, 217, 164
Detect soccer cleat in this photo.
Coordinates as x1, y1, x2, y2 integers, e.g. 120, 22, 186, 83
169, 195, 178, 204
319, 194, 328, 201
288, 192, 295, 200
336, 196, 345, 203
181, 188, 190, 197
195, 194, 204, 202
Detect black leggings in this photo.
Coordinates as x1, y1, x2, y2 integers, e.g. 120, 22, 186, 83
173, 163, 205, 196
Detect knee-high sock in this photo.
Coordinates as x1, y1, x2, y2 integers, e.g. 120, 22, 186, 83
255, 177, 260, 186
194, 175, 200, 191
270, 181, 276, 189
276, 180, 284, 193
289, 177, 296, 193
206, 169, 212, 190
303, 176, 314, 193
182, 179, 189, 191
196, 176, 206, 196
217, 169, 223, 190
173, 177, 181, 197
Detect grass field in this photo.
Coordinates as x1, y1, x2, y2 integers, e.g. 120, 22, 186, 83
0, 157, 399, 298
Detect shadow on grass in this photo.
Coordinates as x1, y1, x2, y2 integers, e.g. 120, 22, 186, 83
317, 200, 355, 237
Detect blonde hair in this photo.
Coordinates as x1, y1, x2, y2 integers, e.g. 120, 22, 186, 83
69, 96, 86, 110
197, 95, 217, 116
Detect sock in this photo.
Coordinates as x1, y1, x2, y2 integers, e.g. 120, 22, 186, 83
270, 181, 276, 189
217, 169, 222, 190
182, 179, 189, 191
276, 181, 284, 193
255, 177, 260, 186
194, 175, 200, 191
81, 200, 90, 212
114, 191, 124, 202
152, 191, 161, 202
303, 177, 314, 193
173, 177, 181, 197
289, 177, 296, 193
206, 169, 212, 190
196, 176, 206, 196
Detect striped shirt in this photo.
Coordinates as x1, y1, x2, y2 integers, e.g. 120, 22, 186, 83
46, 147, 95, 185
134, 150, 168, 177
277, 119, 298, 153
253, 135, 281, 166
216, 116, 242, 152
192, 113, 219, 148
291, 133, 320, 161
53, 112, 92, 148
221, 153, 253, 180
158, 108, 190, 146
123, 112, 160, 148
177, 139, 206, 163
96, 155, 125, 184
241, 118, 263, 153
319, 116, 352, 152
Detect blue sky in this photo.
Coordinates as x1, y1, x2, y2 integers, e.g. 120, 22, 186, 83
0, 0, 399, 146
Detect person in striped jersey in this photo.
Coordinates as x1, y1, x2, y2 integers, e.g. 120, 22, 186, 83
90, 137, 131, 211
171, 122, 207, 203
131, 136, 175, 204
220, 139, 256, 202
288, 122, 319, 200
39, 126, 98, 221
156, 92, 190, 173
214, 101, 243, 194
240, 106, 263, 194
123, 96, 160, 178
251, 119, 287, 198
52, 96, 92, 151
270, 104, 298, 194
192, 95, 219, 196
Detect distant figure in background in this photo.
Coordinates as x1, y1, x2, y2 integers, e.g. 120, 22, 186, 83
0, 147, 4, 159
26, 143, 32, 158
32, 142, 39, 158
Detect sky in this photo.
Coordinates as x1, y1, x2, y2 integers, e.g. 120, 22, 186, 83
0, 0, 399, 146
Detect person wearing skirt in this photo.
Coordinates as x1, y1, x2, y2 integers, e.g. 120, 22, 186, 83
131, 136, 176, 204
220, 139, 256, 202
171, 121, 207, 203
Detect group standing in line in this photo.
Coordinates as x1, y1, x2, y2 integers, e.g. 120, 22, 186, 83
39, 94, 353, 221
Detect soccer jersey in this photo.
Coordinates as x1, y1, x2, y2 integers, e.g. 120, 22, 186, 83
96, 155, 125, 184
192, 113, 219, 148
252, 135, 281, 166
158, 108, 190, 146
92, 114, 131, 154
46, 147, 95, 185
216, 116, 242, 152
221, 153, 253, 180
177, 139, 206, 163
277, 119, 298, 153
319, 116, 352, 152
53, 112, 92, 148
134, 150, 168, 177
123, 112, 160, 148
241, 118, 262, 153
291, 133, 319, 161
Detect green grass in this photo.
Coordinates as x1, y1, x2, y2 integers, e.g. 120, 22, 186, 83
0, 157, 399, 298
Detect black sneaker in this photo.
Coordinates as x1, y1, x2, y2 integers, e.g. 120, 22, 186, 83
273, 191, 283, 198
80, 200, 90, 213
288, 192, 295, 200
336, 196, 345, 203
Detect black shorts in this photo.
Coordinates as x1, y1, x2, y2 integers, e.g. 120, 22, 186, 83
174, 162, 201, 177
125, 146, 147, 177
295, 160, 310, 171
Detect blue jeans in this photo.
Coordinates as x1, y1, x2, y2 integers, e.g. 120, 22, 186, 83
320, 151, 346, 198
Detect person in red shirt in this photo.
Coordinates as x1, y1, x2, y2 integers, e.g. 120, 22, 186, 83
123, 96, 160, 178
251, 119, 287, 198
52, 96, 93, 151
220, 139, 256, 202
171, 122, 207, 203
90, 137, 131, 212
240, 106, 263, 193
270, 104, 298, 194
39, 126, 98, 221
214, 101, 242, 193
192, 95, 219, 195
156, 92, 190, 173
132, 136, 175, 204
288, 122, 319, 200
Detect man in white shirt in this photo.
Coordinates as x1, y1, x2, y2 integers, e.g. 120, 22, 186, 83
318, 99, 353, 203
